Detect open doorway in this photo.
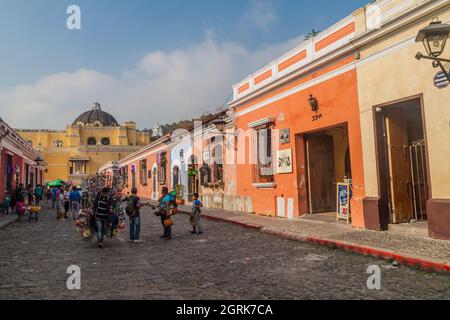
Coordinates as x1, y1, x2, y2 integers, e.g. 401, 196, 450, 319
303, 124, 351, 214
375, 97, 429, 224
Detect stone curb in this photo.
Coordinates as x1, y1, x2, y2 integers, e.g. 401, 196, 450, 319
188, 210, 450, 274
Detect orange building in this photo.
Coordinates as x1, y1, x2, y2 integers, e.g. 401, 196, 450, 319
230, 15, 367, 228
118, 135, 171, 200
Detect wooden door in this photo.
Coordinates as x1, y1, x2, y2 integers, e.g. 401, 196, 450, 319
295, 135, 309, 215
306, 134, 336, 213
385, 110, 413, 223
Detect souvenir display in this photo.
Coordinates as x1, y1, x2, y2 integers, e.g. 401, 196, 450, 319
76, 171, 126, 241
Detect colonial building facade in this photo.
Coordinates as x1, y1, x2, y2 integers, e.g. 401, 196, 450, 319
17, 102, 151, 186
103, 0, 449, 240
0, 117, 45, 195
352, 0, 450, 239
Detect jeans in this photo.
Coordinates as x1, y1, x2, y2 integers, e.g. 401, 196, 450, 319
64, 201, 70, 215
96, 219, 107, 243
71, 201, 80, 219
129, 216, 141, 240
52, 198, 56, 208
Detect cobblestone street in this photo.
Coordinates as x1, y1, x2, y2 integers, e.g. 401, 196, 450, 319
0, 205, 449, 300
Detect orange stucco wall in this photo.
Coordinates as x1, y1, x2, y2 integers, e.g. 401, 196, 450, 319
254, 70, 273, 85
121, 147, 170, 200
315, 22, 355, 52
278, 50, 307, 72
234, 55, 366, 228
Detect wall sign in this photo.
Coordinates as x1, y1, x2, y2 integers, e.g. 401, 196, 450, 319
276, 149, 293, 174
434, 71, 449, 89
280, 128, 290, 144
336, 182, 351, 224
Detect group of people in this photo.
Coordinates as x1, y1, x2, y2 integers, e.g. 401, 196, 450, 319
0, 172, 205, 250
49, 185, 83, 220
0, 183, 45, 220
88, 185, 203, 248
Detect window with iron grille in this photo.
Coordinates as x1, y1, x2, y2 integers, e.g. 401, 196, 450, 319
123, 166, 128, 187
200, 163, 211, 186
157, 152, 167, 183
211, 143, 223, 183
252, 127, 274, 183
140, 160, 147, 185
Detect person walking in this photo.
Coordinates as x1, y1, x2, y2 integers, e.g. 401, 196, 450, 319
27, 184, 34, 206
93, 187, 113, 248
51, 187, 58, 209
46, 187, 52, 207
126, 187, 142, 243
56, 187, 64, 219
63, 186, 70, 219
15, 184, 26, 221
34, 184, 43, 205
69, 186, 81, 220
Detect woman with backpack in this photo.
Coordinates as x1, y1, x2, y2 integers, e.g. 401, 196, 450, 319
125, 187, 142, 243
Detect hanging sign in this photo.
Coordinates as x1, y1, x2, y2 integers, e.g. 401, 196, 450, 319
336, 182, 351, 224
434, 71, 449, 89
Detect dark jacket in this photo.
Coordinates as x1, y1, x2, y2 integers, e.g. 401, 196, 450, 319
93, 193, 113, 221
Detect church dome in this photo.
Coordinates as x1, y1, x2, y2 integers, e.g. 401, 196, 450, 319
72, 102, 119, 127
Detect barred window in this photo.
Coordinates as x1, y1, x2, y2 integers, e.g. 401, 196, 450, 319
200, 163, 211, 186
253, 126, 274, 183
140, 160, 147, 185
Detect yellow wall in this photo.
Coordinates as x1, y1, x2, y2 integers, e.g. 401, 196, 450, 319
17, 122, 151, 184
356, 6, 450, 199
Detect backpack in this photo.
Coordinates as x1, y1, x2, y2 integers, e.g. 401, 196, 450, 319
125, 196, 136, 217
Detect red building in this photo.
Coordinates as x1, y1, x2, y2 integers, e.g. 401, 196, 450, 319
0, 118, 45, 196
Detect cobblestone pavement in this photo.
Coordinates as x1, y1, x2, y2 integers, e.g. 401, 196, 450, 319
0, 206, 449, 300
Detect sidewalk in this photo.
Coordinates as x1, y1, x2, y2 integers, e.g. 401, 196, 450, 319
0, 214, 17, 229
173, 203, 450, 273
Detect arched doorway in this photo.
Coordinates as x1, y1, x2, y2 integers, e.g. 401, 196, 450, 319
187, 155, 199, 202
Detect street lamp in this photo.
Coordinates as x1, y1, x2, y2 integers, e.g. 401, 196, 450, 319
212, 116, 237, 151
308, 94, 319, 113
212, 117, 227, 134
415, 17, 450, 82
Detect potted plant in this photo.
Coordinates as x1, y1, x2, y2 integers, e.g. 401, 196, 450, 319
187, 168, 198, 177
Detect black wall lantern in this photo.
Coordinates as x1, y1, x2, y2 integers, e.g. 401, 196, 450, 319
415, 17, 450, 82
34, 156, 44, 165
308, 94, 319, 113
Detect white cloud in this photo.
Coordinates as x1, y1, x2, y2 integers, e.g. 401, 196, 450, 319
0, 32, 303, 130
241, 0, 278, 32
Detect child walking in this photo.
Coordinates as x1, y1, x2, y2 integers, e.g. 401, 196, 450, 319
191, 193, 203, 235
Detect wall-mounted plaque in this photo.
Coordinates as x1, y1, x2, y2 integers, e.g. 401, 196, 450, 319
276, 149, 293, 174
280, 128, 290, 144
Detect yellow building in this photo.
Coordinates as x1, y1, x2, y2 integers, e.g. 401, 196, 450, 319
17, 102, 151, 185
352, 0, 450, 239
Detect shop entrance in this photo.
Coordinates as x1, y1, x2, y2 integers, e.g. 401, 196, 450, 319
304, 125, 351, 214
375, 98, 429, 224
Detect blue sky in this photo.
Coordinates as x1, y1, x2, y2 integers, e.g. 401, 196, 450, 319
0, 0, 369, 129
